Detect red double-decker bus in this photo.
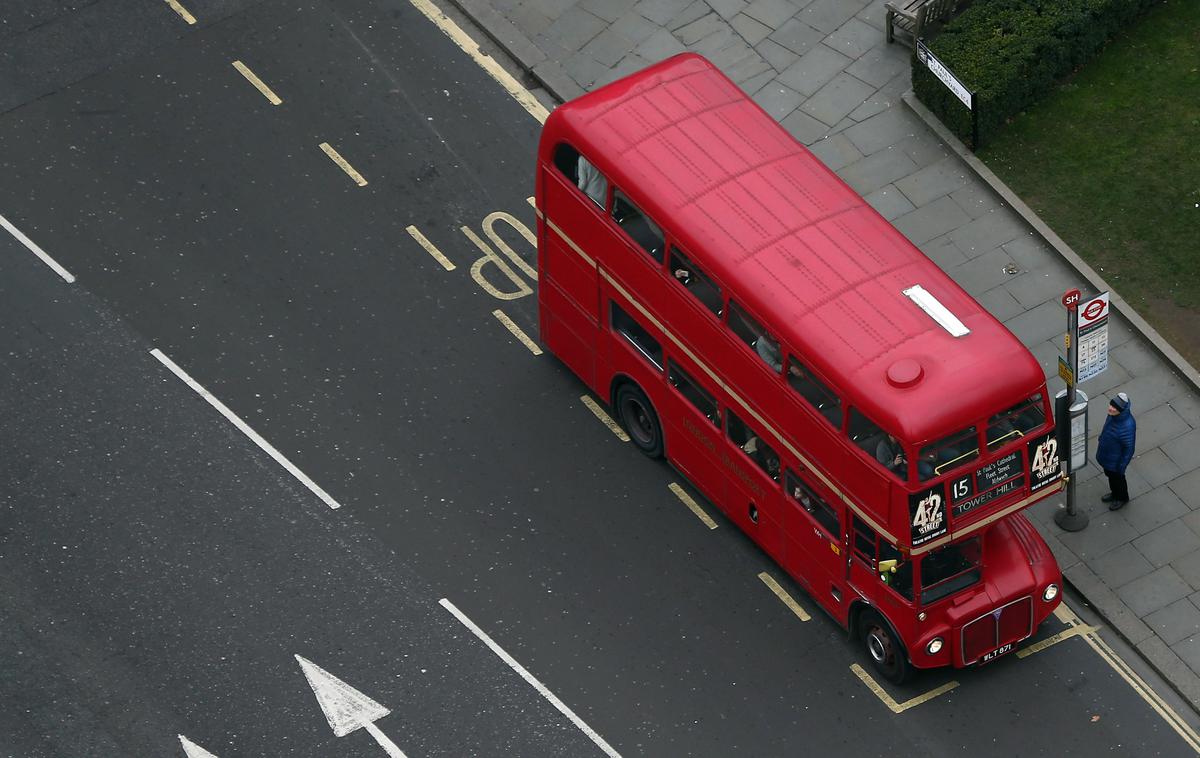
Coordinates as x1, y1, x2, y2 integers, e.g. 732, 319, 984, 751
535, 53, 1064, 682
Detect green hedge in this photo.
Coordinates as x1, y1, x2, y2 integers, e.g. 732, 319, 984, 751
912, 0, 1163, 146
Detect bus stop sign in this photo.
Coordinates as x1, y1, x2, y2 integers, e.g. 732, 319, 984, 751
1077, 292, 1110, 383
1061, 288, 1082, 310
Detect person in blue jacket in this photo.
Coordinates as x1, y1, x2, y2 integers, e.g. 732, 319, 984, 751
1097, 392, 1136, 510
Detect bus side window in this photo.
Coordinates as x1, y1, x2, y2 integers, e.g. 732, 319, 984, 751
726, 410, 780, 481
612, 189, 664, 262
786, 357, 842, 428
667, 246, 723, 317
727, 301, 781, 372
786, 470, 839, 537
553, 143, 608, 209
668, 360, 720, 426
848, 408, 905, 479
611, 301, 663, 369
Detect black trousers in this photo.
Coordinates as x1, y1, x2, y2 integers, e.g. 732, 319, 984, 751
1105, 468, 1129, 502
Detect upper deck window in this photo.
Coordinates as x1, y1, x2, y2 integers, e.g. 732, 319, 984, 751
849, 408, 905, 480
553, 143, 608, 209
918, 426, 979, 482
612, 190, 664, 262
786, 357, 841, 428
987, 394, 1047, 451
727, 301, 781, 372
668, 246, 723, 316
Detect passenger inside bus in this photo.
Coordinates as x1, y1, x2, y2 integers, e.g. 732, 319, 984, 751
875, 434, 907, 476
741, 435, 781, 480
667, 249, 725, 316
576, 155, 607, 208
755, 333, 782, 372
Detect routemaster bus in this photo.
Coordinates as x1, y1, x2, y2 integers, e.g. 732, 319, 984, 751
534, 53, 1064, 683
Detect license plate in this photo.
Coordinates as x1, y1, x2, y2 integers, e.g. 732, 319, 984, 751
981, 642, 1014, 663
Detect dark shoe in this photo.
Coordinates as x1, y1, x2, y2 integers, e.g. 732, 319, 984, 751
1108, 500, 1128, 511
1101, 493, 1117, 503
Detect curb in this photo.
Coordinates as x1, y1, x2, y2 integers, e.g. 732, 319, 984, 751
901, 90, 1200, 714
441, 0, 581, 103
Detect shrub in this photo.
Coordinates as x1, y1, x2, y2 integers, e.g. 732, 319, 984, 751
912, 0, 1163, 146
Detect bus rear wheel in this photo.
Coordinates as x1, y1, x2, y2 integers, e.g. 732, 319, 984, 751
615, 383, 663, 458
859, 608, 910, 684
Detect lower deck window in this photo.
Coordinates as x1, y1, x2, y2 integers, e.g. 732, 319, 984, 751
611, 301, 662, 368
918, 537, 982, 604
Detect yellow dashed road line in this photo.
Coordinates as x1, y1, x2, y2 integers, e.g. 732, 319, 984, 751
580, 396, 629, 442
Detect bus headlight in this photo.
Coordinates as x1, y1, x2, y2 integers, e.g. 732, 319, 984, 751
927, 637, 944, 655
1043, 583, 1059, 602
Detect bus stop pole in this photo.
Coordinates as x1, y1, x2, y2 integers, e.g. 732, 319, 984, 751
1055, 303, 1089, 531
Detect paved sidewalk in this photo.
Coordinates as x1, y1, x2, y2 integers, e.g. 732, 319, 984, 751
449, 0, 1200, 709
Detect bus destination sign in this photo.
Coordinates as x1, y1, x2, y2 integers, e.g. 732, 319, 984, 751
950, 451, 1025, 519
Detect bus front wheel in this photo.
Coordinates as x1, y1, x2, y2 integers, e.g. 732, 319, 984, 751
858, 608, 910, 684
615, 384, 663, 458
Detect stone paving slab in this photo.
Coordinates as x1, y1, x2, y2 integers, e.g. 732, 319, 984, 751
448, 0, 1200, 712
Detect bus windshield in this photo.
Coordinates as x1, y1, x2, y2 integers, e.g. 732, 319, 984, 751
919, 537, 982, 604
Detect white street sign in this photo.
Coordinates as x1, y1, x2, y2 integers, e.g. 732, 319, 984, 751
296, 655, 408, 758
179, 735, 220, 758
916, 41, 973, 109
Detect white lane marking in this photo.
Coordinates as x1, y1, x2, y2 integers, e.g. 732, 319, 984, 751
319, 142, 368, 187
295, 655, 408, 757
163, 0, 197, 24
0, 213, 75, 283
492, 309, 542, 355
407, 0, 549, 124
439, 598, 622, 758
150, 349, 342, 510
232, 60, 283, 105
178, 735, 220, 758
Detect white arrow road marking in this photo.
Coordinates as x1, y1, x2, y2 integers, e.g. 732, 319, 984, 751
178, 735, 220, 758
439, 598, 622, 757
295, 655, 408, 757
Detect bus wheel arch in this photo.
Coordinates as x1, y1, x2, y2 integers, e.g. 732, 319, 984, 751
853, 603, 911, 684
611, 377, 664, 458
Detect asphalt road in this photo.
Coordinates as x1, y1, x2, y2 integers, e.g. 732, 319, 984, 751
1, 1, 1199, 756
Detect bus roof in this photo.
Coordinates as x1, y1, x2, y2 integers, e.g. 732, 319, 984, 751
546, 53, 1044, 444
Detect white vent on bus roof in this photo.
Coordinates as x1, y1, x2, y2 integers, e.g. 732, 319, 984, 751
903, 285, 970, 337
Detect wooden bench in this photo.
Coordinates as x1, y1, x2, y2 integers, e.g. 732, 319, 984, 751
885, 0, 958, 48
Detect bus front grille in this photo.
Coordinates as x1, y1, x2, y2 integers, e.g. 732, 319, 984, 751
960, 596, 1033, 665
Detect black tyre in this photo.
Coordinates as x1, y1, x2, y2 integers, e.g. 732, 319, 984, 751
858, 608, 910, 684
615, 383, 663, 458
